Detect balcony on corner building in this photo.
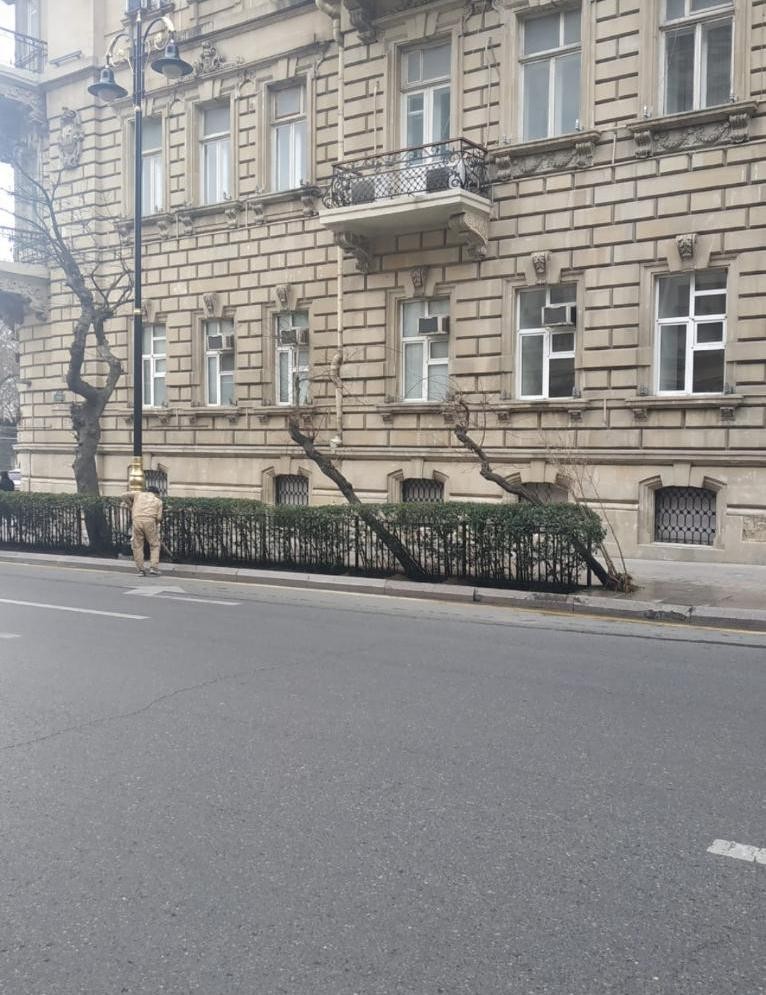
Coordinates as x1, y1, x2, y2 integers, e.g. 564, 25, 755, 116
319, 139, 492, 263
0, 22, 46, 145
0, 225, 49, 327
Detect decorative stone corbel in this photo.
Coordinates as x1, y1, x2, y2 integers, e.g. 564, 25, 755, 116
410, 265, 429, 296
568, 408, 583, 423
531, 251, 549, 285
343, 0, 376, 43
497, 410, 511, 423
224, 200, 243, 228
142, 300, 156, 323
633, 129, 653, 158
178, 210, 194, 235
274, 284, 291, 310
225, 408, 242, 424
676, 233, 697, 262
300, 183, 321, 218
116, 219, 133, 244
574, 138, 595, 168
155, 213, 172, 237
448, 211, 489, 260
632, 406, 649, 422
202, 292, 221, 318
59, 107, 84, 169
158, 409, 172, 425
720, 405, 736, 422
336, 231, 373, 273
380, 409, 394, 424
728, 110, 751, 143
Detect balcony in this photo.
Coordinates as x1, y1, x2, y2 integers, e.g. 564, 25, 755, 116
319, 139, 492, 270
0, 25, 46, 145
0, 225, 49, 326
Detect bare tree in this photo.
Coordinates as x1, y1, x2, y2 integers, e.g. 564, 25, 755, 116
0, 320, 19, 425
286, 414, 430, 581
2, 154, 133, 496
444, 392, 625, 590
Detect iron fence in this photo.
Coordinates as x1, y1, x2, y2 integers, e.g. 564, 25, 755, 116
324, 138, 490, 209
0, 26, 46, 74
0, 495, 603, 592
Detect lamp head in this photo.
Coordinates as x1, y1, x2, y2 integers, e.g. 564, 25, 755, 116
151, 38, 193, 80
88, 64, 128, 103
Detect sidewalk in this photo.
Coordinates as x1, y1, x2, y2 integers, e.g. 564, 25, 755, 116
0, 548, 764, 631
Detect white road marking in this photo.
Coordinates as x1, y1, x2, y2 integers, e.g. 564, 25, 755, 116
0, 633, 20, 639
707, 839, 766, 865
0, 598, 147, 621
125, 585, 239, 607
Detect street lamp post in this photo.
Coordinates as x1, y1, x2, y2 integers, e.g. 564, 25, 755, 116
88, 1, 192, 491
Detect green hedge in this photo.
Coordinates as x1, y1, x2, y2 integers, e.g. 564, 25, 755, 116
0, 492, 605, 591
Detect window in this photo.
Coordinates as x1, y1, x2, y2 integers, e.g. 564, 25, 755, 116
141, 117, 163, 216
517, 285, 577, 399
401, 41, 451, 148
401, 298, 450, 402
402, 478, 444, 503
144, 468, 168, 497
200, 104, 230, 205
204, 319, 235, 406
520, 7, 581, 141
142, 323, 166, 408
272, 85, 307, 191
662, 0, 733, 114
276, 474, 309, 506
655, 486, 716, 544
656, 270, 726, 394
276, 310, 310, 406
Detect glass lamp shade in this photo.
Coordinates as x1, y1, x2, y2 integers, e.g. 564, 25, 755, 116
88, 64, 129, 102
151, 40, 193, 80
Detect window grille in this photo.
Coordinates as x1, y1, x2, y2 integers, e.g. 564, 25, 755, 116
654, 486, 716, 545
276, 474, 309, 506
518, 482, 569, 504
144, 468, 168, 496
402, 478, 444, 503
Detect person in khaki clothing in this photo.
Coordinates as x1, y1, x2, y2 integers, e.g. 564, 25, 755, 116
123, 486, 164, 576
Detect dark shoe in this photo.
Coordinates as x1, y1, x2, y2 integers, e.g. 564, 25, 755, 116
148, 568, 161, 576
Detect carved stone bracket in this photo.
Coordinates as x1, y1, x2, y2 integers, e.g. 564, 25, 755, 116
410, 265, 429, 296
178, 210, 195, 235
249, 200, 265, 226
59, 107, 84, 169
568, 408, 583, 423
202, 292, 220, 318
448, 211, 489, 260
343, 0, 376, 43
0, 277, 48, 324
300, 183, 321, 218
225, 408, 242, 424
628, 103, 757, 158
224, 200, 243, 228
720, 405, 736, 422
493, 131, 598, 181
336, 231, 373, 273
155, 213, 172, 236
676, 233, 697, 262
632, 406, 649, 422
531, 251, 549, 285
275, 284, 291, 310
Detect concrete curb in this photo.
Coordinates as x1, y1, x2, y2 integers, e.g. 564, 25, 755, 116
2, 548, 765, 632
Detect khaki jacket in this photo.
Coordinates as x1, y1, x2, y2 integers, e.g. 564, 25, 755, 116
124, 491, 163, 522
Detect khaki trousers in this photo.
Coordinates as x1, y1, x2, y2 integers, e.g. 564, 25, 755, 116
132, 517, 160, 570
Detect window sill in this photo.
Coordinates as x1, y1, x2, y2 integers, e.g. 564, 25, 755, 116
492, 130, 600, 181
118, 200, 245, 235
249, 185, 321, 219
630, 394, 742, 422
627, 101, 757, 158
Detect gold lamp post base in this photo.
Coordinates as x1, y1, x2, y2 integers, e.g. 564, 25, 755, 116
128, 456, 145, 492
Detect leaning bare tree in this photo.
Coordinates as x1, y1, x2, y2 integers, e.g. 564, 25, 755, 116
444, 391, 626, 590
0, 319, 19, 425
2, 153, 133, 496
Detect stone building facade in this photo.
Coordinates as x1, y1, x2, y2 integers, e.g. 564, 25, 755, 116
1, 0, 765, 562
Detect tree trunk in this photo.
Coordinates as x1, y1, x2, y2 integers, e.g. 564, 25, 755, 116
71, 399, 112, 552
287, 418, 430, 582
452, 423, 619, 590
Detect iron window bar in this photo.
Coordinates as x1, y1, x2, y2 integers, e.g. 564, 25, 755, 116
0, 26, 47, 74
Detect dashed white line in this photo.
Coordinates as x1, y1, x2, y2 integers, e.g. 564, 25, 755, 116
0, 633, 20, 639
707, 839, 766, 865
0, 598, 147, 620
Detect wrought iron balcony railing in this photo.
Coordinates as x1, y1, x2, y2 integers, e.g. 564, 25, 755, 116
0, 26, 47, 74
0, 225, 48, 266
324, 138, 489, 210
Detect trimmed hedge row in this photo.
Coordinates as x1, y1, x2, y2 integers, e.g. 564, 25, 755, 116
0, 492, 605, 591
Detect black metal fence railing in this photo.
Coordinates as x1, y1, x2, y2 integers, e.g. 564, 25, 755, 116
324, 138, 490, 209
0, 26, 47, 74
0, 495, 604, 592
0, 225, 49, 266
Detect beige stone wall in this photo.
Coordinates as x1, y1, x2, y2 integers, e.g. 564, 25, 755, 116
7, 0, 766, 564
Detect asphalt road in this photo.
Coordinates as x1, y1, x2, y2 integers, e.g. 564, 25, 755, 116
0, 561, 764, 995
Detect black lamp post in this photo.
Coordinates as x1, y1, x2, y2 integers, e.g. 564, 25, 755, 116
88, 1, 192, 491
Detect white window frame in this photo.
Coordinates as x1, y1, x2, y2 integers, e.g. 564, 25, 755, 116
142, 323, 166, 409
401, 298, 450, 403
400, 41, 452, 149
276, 311, 310, 407
517, 286, 577, 400
655, 271, 727, 396
271, 84, 308, 192
519, 7, 582, 142
141, 117, 163, 216
204, 318, 235, 407
200, 105, 230, 206
660, 0, 734, 113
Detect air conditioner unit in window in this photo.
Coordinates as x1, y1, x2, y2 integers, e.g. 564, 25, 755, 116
207, 334, 224, 350
418, 315, 450, 335
542, 304, 576, 327
295, 327, 309, 346
279, 327, 297, 346
222, 333, 235, 351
